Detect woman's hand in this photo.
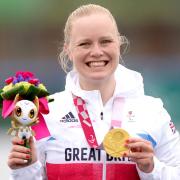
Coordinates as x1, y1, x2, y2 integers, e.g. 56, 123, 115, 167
7, 136, 37, 170
123, 137, 154, 173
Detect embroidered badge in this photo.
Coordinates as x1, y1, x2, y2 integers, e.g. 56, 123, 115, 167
127, 110, 135, 122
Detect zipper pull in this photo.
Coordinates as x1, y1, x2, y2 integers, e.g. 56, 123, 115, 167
100, 112, 103, 120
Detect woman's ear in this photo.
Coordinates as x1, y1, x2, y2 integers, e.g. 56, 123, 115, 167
64, 43, 73, 61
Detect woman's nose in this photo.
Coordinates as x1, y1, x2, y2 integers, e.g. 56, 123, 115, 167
90, 43, 103, 57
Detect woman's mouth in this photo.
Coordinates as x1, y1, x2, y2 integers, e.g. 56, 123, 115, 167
86, 61, 108, 67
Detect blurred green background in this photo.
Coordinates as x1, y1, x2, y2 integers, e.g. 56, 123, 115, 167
0, 0, 180, 179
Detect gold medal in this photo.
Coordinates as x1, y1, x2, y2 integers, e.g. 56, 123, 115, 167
103, 128, 130, 157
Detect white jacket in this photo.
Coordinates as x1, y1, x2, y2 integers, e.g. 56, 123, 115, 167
10, 65, 180, 180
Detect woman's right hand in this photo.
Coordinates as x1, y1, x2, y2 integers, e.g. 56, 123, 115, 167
7, 136, 37, 170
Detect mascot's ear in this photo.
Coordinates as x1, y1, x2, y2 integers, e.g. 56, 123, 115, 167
33, 96, 39, 112
14, 94, 20, 104
2, 93, 21, 119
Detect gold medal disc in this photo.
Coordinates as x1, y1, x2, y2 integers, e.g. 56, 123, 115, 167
103, 128, 130, 157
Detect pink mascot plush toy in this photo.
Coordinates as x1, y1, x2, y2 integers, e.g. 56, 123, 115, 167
0, 71, 52, 148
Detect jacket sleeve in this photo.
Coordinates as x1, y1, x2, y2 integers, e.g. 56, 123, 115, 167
9, 138, 47, 180
138, 99, 180, 180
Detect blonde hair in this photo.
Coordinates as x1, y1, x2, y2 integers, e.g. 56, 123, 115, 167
58, 4, 128, 73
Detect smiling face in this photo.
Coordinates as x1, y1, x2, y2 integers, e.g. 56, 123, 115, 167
66, 13, 120, 89
13, 100, 38, 126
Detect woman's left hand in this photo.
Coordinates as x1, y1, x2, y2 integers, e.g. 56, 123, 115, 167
123, 137, 154, 173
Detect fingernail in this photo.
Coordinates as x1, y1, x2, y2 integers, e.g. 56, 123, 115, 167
26, 155, 31, 159
26, 149, 31, 153
23, 160, 28, 163
123, 152, 127, 157
20, 140, 24, 145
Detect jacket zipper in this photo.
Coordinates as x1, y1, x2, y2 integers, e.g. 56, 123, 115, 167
100, 112, 103, 120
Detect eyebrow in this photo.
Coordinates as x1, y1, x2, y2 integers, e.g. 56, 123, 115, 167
76, 35, 114, 43
100, 35, 114, 39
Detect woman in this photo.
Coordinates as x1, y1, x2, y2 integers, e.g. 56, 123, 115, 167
8, 4, 180, 180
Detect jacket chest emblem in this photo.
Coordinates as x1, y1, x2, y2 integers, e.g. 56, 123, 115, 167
126, 110, 136, 122
60, 111, 78, 123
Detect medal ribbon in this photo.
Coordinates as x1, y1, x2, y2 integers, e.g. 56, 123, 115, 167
73, 95, 98, 148
73, 94, 125, 148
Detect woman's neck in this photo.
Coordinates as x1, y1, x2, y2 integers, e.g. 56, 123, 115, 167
79, 76, 116, 105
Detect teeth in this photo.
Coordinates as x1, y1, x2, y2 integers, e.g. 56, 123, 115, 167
88, 61, 106, 67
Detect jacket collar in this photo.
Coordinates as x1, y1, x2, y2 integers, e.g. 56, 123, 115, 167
65, 64, 144, 102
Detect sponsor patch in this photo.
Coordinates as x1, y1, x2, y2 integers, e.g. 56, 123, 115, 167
60, 112, 78, 123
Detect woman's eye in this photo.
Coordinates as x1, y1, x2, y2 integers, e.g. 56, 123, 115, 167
101, 39, 112, 44
29, 109, 35, 119
15, 106, 22, 117
79, 42, 90, 47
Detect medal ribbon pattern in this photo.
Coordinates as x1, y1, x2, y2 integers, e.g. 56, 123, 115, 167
73, 95, 126, 149
73, 95, 99, 148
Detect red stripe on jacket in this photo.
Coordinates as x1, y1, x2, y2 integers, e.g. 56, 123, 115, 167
46, 163, 140, 180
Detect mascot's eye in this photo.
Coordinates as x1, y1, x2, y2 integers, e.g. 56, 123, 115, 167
29, 109, 35, 119
15, 106, 22, 117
